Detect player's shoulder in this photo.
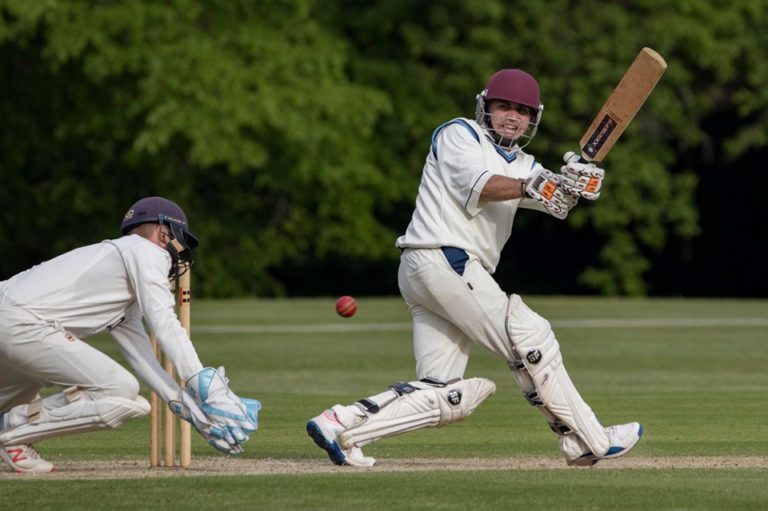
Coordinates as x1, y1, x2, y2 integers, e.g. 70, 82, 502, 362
431, 118, 483, 157
109, 234, 151, 250
434, 117, 482, 140
107, 235, 170, 264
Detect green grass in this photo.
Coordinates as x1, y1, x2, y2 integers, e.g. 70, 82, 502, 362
2, 296, 767, 510
4, 470, 768, 511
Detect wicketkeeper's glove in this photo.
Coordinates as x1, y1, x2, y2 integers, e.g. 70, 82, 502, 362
169, 367, 261, 454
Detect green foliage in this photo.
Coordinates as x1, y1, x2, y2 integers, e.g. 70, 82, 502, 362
1, 0, 766, 295
0, 0, 393, 296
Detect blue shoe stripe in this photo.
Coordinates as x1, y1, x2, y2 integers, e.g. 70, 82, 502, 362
306, 421, 347, 466
605, 423, 643, 457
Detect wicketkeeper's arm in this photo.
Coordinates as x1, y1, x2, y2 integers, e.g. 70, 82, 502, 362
110, 313, 184, 403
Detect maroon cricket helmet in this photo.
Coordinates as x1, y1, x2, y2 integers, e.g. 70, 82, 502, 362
481, 69, 541, 110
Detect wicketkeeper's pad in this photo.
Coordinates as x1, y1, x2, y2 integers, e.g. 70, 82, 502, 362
0, 386, 150, 446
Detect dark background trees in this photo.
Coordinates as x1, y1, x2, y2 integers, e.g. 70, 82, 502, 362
1, 0, 766, 297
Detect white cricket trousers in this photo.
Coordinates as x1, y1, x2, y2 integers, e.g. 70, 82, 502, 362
398, 248, 516, 382
0, 306, 140, 413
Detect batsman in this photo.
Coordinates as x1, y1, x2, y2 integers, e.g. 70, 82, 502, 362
0, 197, 260, 473
307, 69, 642, 467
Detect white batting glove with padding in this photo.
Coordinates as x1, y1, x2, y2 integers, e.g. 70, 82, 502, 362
525, 167, 579, 220
180, 367, 261, 454
560, 151, 605, 200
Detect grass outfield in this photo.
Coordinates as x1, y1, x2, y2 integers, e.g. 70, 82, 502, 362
2, 296, 767, 510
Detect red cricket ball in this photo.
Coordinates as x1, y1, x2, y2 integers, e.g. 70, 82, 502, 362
335, 296, 357, 318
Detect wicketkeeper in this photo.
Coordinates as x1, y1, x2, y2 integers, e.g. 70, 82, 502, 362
0, 196, 260, 473
307, 69, 642, 467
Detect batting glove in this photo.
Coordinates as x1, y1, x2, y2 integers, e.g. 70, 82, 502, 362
525, 167, 578, 220
560, 151, 605, 200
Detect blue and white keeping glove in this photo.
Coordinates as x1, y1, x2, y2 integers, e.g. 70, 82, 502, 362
171, 367, 261, 454
169, 391, 240, 454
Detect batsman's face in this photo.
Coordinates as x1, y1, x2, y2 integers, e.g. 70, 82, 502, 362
488, 100, 534, 140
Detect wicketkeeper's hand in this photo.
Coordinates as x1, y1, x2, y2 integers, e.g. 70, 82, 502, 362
525, 167, 578, 220
169, 391, 243, 454
560, 151, 605, 200
171, 367, 261, 454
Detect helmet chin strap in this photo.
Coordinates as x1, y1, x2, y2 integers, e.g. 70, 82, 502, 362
478, 116, 519, 152
165, 239, 185, 280
475, 99, 543, 153
487, 129, 520, 150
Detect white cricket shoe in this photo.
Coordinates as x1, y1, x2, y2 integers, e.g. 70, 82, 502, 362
306, 408, 375, 467
0, 444, 56, 473
565, 422, 643, 466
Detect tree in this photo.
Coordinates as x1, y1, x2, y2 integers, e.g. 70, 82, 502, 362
2, 0, 766, 296
0, 0, 392, 296
317, 0, 767, 295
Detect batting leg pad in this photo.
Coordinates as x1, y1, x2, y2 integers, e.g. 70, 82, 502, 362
0, 386, 151, 446
338, 377, 496, 449
506, 294, 609, 456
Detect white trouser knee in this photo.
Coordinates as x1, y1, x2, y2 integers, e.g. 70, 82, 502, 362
506, 294, 609, 456
0, 386, 150, 446
337, 377, 496, 449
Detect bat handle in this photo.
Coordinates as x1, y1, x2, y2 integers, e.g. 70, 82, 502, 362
564, 151, 590, 165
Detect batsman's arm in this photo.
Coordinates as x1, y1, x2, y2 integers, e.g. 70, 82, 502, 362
479, 174, 528, 201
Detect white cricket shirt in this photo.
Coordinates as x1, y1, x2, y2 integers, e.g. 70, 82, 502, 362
0, 235, 203, 387
396, 118, 546, 273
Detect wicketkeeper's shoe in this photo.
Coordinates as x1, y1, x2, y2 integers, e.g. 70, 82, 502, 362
565, 422, 643, 466
0, 444, 56, 473
306, 408, 375, 467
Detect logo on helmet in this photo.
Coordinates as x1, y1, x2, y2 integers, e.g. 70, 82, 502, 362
123, 209, 135, 221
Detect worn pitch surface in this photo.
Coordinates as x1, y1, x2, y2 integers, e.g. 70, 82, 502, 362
2, 456, 766, 479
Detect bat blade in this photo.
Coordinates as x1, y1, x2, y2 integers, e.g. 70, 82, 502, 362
580, 47, 667, 162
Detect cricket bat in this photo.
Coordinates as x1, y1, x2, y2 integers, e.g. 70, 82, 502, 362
579, 47, 667, 162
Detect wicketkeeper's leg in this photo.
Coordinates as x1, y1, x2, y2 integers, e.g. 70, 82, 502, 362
0, 385, 150, 446
0, 312, 151, 446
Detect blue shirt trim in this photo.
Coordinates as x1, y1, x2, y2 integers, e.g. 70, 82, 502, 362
494, 145, 518, 163
431, 119, 480, 160
431, 119, 519, 164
